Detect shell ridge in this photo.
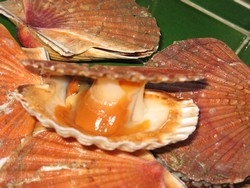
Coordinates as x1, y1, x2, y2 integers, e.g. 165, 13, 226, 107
21, 59, 204, 84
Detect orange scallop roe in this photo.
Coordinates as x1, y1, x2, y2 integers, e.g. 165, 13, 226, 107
74, 91, 129, 136
55, 78, 148, 136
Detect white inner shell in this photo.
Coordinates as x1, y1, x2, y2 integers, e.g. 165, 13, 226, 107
16, 76, 199, 151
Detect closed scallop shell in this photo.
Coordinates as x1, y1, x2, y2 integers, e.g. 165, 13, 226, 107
0, 123, 186, 188
0, 0, 160, 61
147, 38, 250, 184
16, 60, 201, 152
0, 24, 41, 160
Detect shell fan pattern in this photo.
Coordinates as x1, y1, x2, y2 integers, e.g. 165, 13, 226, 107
0, 24, 41, 160
0, 124, 182, 188
147, 38, 250, 185
0, 0, 160, 61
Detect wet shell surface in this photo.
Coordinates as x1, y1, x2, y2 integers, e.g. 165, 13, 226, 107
16, 60, 201, 152
0, 0, 160, 61
0, 24, 186, 187
146, 38, 250, 184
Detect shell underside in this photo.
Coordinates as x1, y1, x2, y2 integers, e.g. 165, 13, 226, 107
148, 38, 250, 184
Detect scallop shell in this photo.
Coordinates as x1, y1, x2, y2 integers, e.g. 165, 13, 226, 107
147, 38, 250, 184
0, 24, 42, 160
0, 24, 187, 188
0, 0, 160, 61
0, 124, 187, 188
16, 59, 202, 152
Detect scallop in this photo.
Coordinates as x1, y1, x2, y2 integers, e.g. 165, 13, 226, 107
0, 0, 160, 61
15, 59, 202, 152
0, 24, 186, 188
147, 38, 250, 184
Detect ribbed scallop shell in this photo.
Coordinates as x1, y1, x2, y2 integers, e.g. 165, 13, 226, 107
0, 0, 160, 61
147, 38, 250, 184
21, 59, 203, 83
0, 24, 41, 160
16, 60, 201, 152
0, 124, 186, 188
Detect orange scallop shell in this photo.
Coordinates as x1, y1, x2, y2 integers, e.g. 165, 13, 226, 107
0, 0, 160, 61
0, 124, 184, 188
0, 24, 40, 159
147, 38, 250, 184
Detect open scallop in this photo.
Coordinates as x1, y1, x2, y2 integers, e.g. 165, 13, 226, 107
16, 60, 202, 152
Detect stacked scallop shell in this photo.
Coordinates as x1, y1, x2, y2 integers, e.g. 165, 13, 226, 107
0, 0, 160, 61
0, 0, 201, 154
0, 0, 249, 187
